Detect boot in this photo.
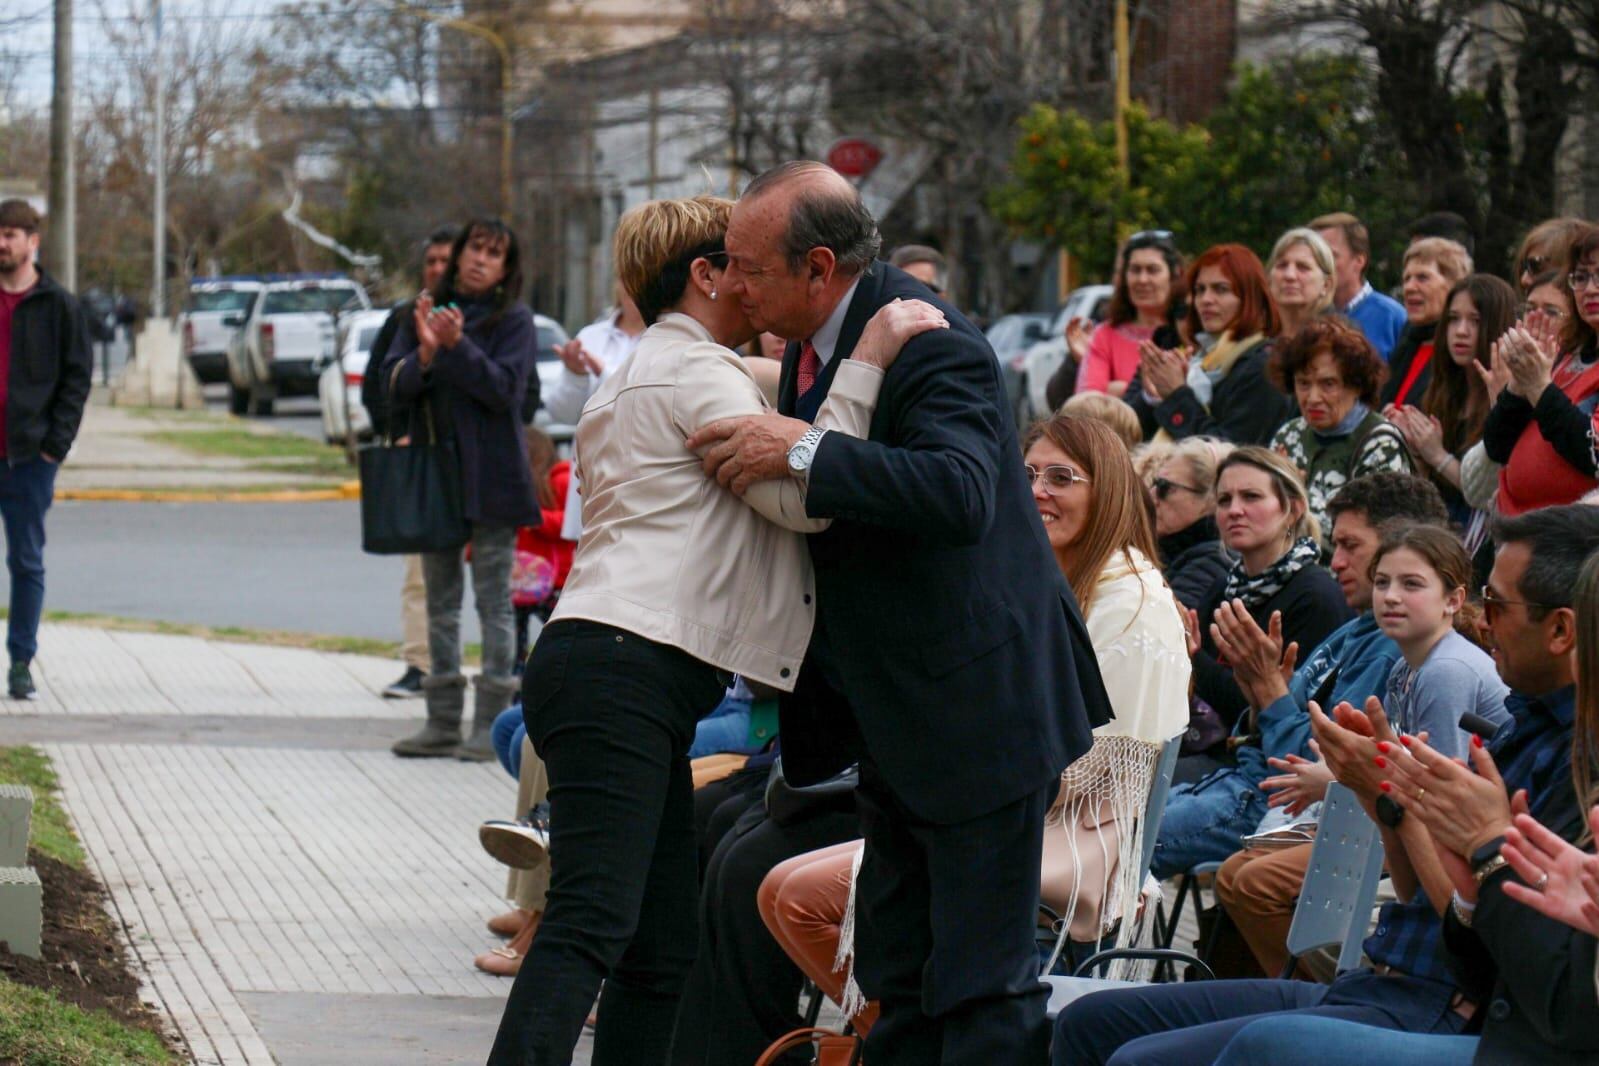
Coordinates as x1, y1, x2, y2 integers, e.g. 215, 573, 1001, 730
458, 674, 519, 762
391, 672, 467, 757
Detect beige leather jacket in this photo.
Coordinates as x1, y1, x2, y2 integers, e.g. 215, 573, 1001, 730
551, 313, 883, 690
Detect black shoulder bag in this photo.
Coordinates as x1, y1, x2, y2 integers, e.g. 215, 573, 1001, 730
359, 360, 471, 554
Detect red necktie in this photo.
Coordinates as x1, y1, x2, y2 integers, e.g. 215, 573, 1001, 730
796, 341, 821, 399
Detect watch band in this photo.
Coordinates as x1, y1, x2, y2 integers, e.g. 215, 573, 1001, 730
1472, 854, 1510, 888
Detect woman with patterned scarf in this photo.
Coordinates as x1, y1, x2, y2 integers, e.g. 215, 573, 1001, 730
756, 417, 1191, 1025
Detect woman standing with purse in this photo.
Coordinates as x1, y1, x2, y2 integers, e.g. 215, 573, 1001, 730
381, 218, 540, 760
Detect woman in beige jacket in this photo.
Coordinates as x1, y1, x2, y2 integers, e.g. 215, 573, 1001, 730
487, 195, 944, 1066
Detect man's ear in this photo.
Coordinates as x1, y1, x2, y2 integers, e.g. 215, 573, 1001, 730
806, 247, 837, 290
1547, 605, 1578, 657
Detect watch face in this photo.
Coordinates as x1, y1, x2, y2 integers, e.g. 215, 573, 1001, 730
788, 446, 810, 472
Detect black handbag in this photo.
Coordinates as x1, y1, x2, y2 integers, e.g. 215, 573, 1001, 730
764, 757, 860, 827
359, 363, 471, 555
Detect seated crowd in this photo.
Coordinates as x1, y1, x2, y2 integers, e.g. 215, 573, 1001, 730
471, 210, 1599, 1064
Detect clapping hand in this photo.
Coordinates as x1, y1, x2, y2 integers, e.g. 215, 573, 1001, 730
1309, 696, 1400, 806
1388, 405, 1449, 469
1475, 337, 1514, 402
557, 338, 604, 376
1500, 807, 1599, 937
1139, 340, 1190, 400
1209, 603, 1298, 710
1374, 732, 1517, 858
414, 292, 441, 366
1500, 325, 1558, 401
1261, 741, 1334, 816
1065, 317, 1093, 362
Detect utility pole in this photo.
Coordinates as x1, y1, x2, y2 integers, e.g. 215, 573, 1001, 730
152, 0, 168, 317
47, 0, 76, 290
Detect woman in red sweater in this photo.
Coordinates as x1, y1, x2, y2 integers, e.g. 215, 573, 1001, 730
1483, 224, 1599, 515
512, 427, 573, 667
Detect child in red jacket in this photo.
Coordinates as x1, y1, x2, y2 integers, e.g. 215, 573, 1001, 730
512, 427, 572, 667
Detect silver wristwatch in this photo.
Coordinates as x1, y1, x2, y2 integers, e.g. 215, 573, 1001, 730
787, 427, 827, 477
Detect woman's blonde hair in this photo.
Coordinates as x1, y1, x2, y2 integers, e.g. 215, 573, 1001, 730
612, 195, 733, 325
1022, 415, 1159, 617
1163, 436, 1233, 505
1267, 228, 1336, 315
1215, 446, 1320, 546
1061, 391, 1142, 450
1573, 550, 1599, 843
1403, 237, 1474, 285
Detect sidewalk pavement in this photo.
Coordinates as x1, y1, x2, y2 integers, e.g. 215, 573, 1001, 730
58, 402, 356, 500
5, 623, 583, 1065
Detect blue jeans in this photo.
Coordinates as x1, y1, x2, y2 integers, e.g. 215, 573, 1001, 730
492, 704, 526, 779
1150, 767, 1266, 878
0, 458, 58, 664
1053, 970, 1467, 1066
1214, 1015, 1479, 1066
685, 694, 754, 758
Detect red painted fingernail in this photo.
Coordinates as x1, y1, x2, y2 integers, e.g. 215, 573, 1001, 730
1400, 735, 1412, 747
1380, 781, 1392, 793
1472, 734, 1483, 748
1377, 741, 1391, 753
1374, 756, 1387, 769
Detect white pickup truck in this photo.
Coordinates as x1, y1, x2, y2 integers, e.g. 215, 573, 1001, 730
180, 279, 262, 384
224, 277, 371, 416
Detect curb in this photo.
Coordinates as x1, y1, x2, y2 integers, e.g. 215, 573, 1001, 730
58, 481, 361, 504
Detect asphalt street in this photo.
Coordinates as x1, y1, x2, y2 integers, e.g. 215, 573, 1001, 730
37, 499, 482, 644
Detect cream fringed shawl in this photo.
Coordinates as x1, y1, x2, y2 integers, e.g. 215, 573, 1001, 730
1043, 548, 1191, 977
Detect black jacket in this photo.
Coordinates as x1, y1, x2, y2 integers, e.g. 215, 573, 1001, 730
1192, 562, 1351, 732
6, 269, 92, 462
1158, 515, 1232, 611
361, 304, 406, 439
1379, 321, 1436, 409
1125, 338, 1289, 445
777, 263, 1113, 825
381, 297, 540, 528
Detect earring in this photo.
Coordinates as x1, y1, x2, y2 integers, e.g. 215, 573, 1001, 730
710, 290, 718, 301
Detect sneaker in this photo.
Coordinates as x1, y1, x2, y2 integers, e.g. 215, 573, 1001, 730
479, 802, 550, 870
383, 666, 425, 699
8, 661, 34, 700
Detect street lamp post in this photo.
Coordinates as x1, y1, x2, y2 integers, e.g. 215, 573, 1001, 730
391, 1, 514, 218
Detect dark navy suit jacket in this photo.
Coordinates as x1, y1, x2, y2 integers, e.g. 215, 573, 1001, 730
777, 262, 1112, 824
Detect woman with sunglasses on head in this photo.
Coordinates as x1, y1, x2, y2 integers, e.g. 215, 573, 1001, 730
485, 196, 945, 1066
1126, 244, 1291, 446
1484, 223, 1599, 516
1149, 436, 1235, 611
1267, 317, 1412, 550
1075, 231, 1184, 399
1513, 217, 1589, 297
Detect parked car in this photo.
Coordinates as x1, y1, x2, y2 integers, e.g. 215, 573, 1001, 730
180, 278, 262, 384
317, 308, 393, 444
528, 313, 573, 439
986, 312, 1053, 415
1016, 283, 1114, 424
225, 275, 371, 415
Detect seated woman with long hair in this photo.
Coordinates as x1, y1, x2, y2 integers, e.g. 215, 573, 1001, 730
757, 416, 1191, 1030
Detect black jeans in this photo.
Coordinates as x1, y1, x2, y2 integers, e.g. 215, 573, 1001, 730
487, 620, 725, 1066
669, 801, 860, 1065
853, 760, 1053, 1066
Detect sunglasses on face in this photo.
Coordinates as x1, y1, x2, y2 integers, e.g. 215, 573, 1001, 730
1480, 584, 1559, 623
1151, 476, 1205, 500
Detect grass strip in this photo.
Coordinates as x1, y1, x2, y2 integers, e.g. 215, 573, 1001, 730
0, 973, 175, 1065
0, 746, 84, 868
144, 427, 350, 478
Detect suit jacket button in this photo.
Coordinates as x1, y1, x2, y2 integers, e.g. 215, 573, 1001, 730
1488, 999, 1511, 1021
803, 594, 812, 605
780, 667, 792, 678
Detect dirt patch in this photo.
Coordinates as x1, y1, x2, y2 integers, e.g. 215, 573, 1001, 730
0, 848, 180, 1055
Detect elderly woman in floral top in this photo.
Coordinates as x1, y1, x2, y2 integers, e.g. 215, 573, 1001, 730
1268, 317, 1411, 546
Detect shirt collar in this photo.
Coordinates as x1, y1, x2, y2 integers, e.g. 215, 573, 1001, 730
1341, 279, 1375, 313
809, 277, 862, 367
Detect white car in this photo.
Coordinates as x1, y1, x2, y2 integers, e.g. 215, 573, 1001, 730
225, 276, 372, 416
318, 309, 393, 444
180, 278, 262, 384
1017, 284, 1114, 424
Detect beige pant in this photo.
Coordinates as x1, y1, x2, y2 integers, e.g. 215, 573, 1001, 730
506, 735, 551, 911
400, 554, 429, 671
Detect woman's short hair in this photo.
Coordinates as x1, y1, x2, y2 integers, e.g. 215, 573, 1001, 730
1061, 391, 1142, 450
1266, 228, 1336, 315
1267, 317, 1388, 406
1515, 217, 1589, 285
1164, 436, 1234, 503
1182, 244, 1279, 341
1021, 415, 1158, 616
1402, 237, 1474, 285
613, 196, 733, 325
1216, 446, 1319, 545
1107, 231, 1184, 328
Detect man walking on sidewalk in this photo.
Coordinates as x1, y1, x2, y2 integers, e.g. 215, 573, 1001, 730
0, 200, 92, 699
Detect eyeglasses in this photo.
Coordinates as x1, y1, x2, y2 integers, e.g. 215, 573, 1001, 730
703, 250, 730, 268
1569, 271, 1599, 293
1520, 255, 1548, 276
1480, 584, 1560, 623
1519, 302, 1567, 321
1026, 464, 1091, 494
1151, 476, 1205, 500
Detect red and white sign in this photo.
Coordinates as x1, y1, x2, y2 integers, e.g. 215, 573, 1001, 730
826, 138, 884, 180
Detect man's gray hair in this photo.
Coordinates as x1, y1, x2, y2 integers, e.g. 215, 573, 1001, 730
743, 161, 881, 277
889, 244, 947, 291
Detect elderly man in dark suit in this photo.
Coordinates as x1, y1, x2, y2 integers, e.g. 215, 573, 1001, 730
686, 161, 1111, 1065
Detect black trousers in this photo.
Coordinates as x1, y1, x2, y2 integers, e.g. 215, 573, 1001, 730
853, 759, 1053, 1066
487, 620, 725, 1066
668, 800, 861, 1066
